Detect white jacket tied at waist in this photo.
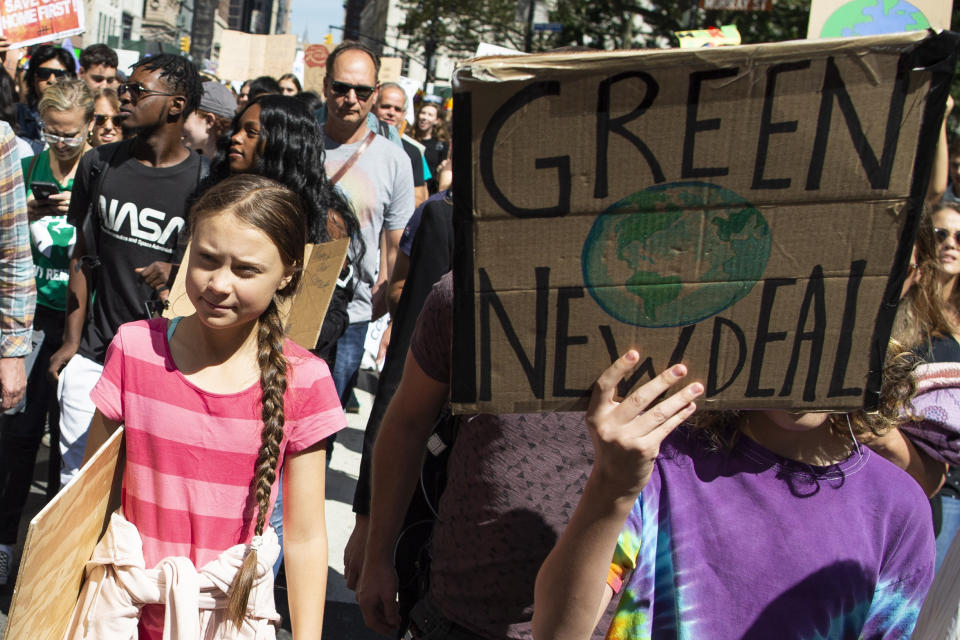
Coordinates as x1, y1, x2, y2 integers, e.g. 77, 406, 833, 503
65, 510, 281, 639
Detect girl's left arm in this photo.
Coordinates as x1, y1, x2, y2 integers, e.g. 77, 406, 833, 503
283, 439, 329, 638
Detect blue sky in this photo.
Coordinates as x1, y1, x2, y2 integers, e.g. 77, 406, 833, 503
289, 0, 345, 44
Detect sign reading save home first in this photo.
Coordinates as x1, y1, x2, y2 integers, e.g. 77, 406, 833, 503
451, 31, 958, 414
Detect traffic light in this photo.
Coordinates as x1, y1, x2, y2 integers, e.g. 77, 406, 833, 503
179, 36, 190, 53
324, 33, 333, 46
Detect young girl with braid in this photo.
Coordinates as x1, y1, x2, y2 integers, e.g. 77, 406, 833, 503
68, 174, 345, 638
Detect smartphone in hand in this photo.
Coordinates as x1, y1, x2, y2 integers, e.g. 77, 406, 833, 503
31, 181, 60, 199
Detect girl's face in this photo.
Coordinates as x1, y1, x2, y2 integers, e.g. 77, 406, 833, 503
182, 110, 212, 151
90, 96, 121, 147
761, 410, 831, 432
417, 104, 438, 133
186, 209, 293, 331
42, 106, 88, 162
279, 78, 298, 96
933, 207, 960, 278
228, 103, 261, 173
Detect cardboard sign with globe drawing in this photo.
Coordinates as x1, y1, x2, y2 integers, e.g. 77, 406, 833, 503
807, 0, 952, 39
450, 31, 959, 414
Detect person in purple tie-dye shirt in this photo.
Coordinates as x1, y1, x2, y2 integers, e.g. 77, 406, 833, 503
534, 346, 934, 640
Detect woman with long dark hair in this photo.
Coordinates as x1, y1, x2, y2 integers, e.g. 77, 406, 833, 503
18, 45, 77, 146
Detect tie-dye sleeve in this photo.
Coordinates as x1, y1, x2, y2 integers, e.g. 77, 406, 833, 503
607, 497, 643, 594
860, 567, 931, 639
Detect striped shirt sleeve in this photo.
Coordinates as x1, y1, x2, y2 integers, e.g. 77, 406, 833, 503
0, 122, 33, 357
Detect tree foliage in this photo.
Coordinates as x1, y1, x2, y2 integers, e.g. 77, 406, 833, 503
397, 0, 528, 57
549, 0, 811, 49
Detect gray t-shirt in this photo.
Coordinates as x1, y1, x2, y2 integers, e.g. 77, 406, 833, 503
411, 272, 605, 639
324, 133, 414, 323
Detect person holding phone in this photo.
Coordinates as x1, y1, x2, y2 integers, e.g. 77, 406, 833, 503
0, 78, 92, 540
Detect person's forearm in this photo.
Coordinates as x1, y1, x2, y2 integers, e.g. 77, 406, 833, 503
928, 116, 950, 204
285, 534, 328, 637
534, 473, 635, 640
62, 252, 88, 346
366, 415, 432, 563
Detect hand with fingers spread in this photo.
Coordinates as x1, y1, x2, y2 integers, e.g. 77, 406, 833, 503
588, 350, 703, 499
533, 351, 703, 640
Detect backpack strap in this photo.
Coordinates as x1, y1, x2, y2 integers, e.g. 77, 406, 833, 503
80, 141, 125, 270
25, 151, 39, 187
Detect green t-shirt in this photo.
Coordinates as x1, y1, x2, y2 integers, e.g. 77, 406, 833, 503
22, 149, 76, 311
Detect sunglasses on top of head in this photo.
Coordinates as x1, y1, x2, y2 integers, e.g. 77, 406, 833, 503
935, 227, 960, 245
330, 80, 376, 102
35, 68, 68, 82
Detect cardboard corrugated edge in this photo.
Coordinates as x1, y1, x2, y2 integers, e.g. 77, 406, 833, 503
453, 31, 929, 86
3, 428, 124, 640
165, 238, 350, 351
449, 30, 960, 415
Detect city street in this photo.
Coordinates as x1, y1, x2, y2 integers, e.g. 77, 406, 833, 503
0, 387, 383, 639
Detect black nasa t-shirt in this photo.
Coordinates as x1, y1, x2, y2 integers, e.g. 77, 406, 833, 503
67, 140, 203, 364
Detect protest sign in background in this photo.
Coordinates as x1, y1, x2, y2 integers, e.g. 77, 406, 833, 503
216, 30, 297, 83
807, 0, 952, 38
303, 43, 328, 93
0, 0, 84, 49
451, 31, 958, 415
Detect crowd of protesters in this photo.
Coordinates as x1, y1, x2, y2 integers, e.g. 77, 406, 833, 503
1, 33, 960, 640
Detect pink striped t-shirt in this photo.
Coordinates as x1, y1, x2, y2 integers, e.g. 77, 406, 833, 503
91, 317, 345, 637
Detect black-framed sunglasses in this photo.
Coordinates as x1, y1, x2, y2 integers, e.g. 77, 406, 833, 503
117, 82, 178, 101
93, 114, 124, 127
330, 80, 376, 102
35, 67, 68, 81
935, 227, 960, 245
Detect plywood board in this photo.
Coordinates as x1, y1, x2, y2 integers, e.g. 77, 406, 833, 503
3, 428, 124, 640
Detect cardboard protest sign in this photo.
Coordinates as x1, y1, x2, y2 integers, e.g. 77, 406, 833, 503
165, 238, 350, 351
3, 428, 123, 640
0, 0, 85, 49
217, 30, 297, 83
450, 31, 958, 414
380, 56, 402, 83
807, 0, 951, 39
303, 43, 328, 93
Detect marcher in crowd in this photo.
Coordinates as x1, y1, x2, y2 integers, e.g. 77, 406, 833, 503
182, 80, 236, 157
321, 41, 414, 404
69, 174, 345, 638
0, 119, 34, 587
52, 54, 205, 487
17, 45, 77, 148
278, 73, 301, 96
0, 80, 92, 547
88, 88, 123, 148
534, 346, 933, 639
77, 44, 118, 92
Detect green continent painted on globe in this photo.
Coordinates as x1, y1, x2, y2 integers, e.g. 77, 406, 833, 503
581, 182, 771, 328
820, 0, 929, 38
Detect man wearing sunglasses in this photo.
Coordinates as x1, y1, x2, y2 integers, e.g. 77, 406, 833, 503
51, 54, 204, 486
321, 42, 415, 410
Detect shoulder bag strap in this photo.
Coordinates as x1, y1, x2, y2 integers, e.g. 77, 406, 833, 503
329, 130, 377, 186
